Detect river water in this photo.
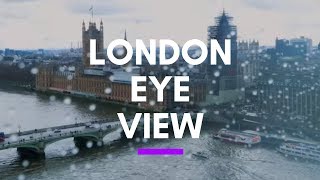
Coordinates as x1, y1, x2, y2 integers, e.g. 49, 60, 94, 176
0, 87, 319, 180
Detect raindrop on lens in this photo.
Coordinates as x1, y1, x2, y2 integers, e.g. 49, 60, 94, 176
135, 137, 141, 143
22, 160, 30, 167
252, 90, 257, 96
107, 154, 113, 159
49, 95, 56, 101
18, 174, 25, 180
31, 67, 39, 74
104, 87, 112, 94
67, 75, 73, 80
86, 141, 93, 148
109, 75, 114, 81
64, 97, 71, 105
89, 104, 96, 111
18, 63, 25, 69
149, 100, 155, 106
214, 71, 220, 77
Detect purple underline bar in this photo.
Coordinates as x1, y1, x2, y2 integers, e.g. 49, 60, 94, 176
137, 148, 184, 156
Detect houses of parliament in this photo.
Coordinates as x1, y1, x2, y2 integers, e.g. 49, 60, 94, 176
35, 19, 207, 111
36, 20, 154, 110
35, 8, 251, 111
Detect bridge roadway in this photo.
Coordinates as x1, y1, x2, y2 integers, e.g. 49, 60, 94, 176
0, 120, 123, 156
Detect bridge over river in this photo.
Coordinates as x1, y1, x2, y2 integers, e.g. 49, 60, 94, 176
0, 120, 123, 156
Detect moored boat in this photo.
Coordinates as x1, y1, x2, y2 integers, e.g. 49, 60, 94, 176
214, 128, 261, 145
277, 143, 320, 161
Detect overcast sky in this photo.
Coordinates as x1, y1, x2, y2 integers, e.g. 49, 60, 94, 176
0, 0, 319, 49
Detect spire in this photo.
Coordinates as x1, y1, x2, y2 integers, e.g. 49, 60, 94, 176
124, 29, 127, 41
82, 20, 85, 31
100, 19, 103, 31
221, 8, 227, 18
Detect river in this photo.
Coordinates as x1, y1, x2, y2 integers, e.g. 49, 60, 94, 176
0, 87, 319, 180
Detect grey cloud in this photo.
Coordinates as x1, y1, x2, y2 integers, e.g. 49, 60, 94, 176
135, 19, 152, 24
1, 0, 38, 3
67, 0, 131, 16
242, 0, 319, 13
1, 12, 27, 19
241, 0, 285, 10
288, 22, 320, 29
104, 17, 152, 24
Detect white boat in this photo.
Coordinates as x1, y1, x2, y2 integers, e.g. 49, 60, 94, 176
214, 129, 261, 145
277, 143, 320, 161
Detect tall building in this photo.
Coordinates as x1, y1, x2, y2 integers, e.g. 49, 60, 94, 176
256, 77, 320, 118
82, 20, 104, 68
202, 10, 243, 105
207, 10, 238, 93
275, 36, 312, 57
238, 40, 260, 87
290, 36, 312, 55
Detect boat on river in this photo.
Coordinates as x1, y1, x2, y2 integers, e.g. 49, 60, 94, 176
214, 128, 261, 145
277, 143, 320, 161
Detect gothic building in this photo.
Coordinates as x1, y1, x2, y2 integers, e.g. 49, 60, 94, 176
36, 18, 210, 111
82, 20, 104, 68
35, 20, 175, 111
202, 10, 243, 105
207, 10, 238, 93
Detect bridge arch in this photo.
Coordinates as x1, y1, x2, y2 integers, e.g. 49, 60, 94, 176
17, 143, 45, 157
5, 122, 122, 158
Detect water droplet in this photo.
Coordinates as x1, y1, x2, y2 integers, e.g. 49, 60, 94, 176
67, 75, 73, 80
22, 160, 30, 167
18, 62, 25, 69
64, 97, 71, 105
86, 141, 93, 148
107, 154, 113, 159
89, 104, 96, 111
252, 90, 257, 96
104, 87, 112, 94
72, 147, 79, 155
109, 75, 114, 82
149, 100, 155, 106
49, 95, 56, 101
214, 71, 220, 77
30, 67, 38, 74
18, 174, 25, 180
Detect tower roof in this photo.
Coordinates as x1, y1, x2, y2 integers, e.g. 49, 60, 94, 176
215, 9, 234, 26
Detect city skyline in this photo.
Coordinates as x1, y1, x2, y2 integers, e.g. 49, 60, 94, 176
0, 0, 320, 49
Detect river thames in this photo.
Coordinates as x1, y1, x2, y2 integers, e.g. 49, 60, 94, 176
0, 86, 319, 180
